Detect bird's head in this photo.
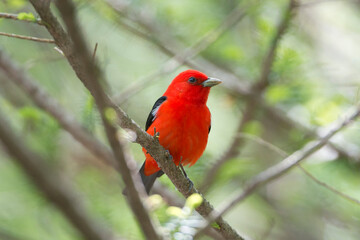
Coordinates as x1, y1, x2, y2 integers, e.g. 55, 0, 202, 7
164, 69, 222, 104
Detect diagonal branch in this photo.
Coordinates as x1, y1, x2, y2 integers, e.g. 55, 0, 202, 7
29, 0, 243, 239
238, 133, 360, 206
0, 113, 120, 240
53, 0, 162, 239
195, 105, 360, 236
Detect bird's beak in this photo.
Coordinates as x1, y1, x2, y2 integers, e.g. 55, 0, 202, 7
202, 77, 222, 87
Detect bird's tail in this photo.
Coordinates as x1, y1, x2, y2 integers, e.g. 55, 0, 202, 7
122, 162, 163, 195
139, 162, 164, 194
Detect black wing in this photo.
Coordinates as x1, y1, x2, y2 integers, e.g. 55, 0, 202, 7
145, 96, 167, 131
209, 111, 212, 133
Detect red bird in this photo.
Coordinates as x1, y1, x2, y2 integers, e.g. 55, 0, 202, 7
139, 69, 221, 194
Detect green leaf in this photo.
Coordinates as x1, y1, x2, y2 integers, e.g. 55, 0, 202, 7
265, 84, 291, 104
104, 107, 117, 125
222, 45, 244, 61
243, 121, 263, 136
81, 94, 96, 131
8, 0, 26, 9
18, 106, 41, 122
211, 222, 221, 229
147, 194, 164, 210
185, 193, 203, 210
17, 12, 36, 22
166, 206, 184, 218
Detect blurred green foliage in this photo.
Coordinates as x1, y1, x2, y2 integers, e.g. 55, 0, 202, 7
1, 0, 360, 239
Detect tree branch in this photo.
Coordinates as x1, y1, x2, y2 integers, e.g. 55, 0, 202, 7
0, 113, 120, 240
53, 0, 163, 239
0, 32, 55, 43
237, 133, 360, 206
0, 12, 44, 25
195, 105, 360, 236
29, 0, 243, 238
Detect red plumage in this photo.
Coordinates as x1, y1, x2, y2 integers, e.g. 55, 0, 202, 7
139, 69, 221, 193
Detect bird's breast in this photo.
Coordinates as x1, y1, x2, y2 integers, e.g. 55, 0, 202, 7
146, 99, 210, 168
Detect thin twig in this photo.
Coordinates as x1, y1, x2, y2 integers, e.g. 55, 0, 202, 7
30, 1, 243, 238
195, 105, 360, 236
297, 165, 360, 206
299, 0, 358, 8
261, 102, 360, 163
92, 42, 98, 62
237, 133, 288, 158
0, 32, 55, 43
0, 113, 119, 240
53, 0, 163, 239
0, 12, 44, 25
237, 133, 360, 206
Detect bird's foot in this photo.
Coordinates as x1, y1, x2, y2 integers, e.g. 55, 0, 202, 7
165, 150, 173, 160
179, 163, 193, 194
179, 162, 187, 178
186, 178, 194, 194
153, 127, 160, 140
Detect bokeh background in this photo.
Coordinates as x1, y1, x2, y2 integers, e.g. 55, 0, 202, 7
1, 0, 360, 239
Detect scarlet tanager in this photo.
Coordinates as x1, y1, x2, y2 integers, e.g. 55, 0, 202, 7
139, 69, 221, 194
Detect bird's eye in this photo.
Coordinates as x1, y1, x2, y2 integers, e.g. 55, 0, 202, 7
188, 77, 196, 84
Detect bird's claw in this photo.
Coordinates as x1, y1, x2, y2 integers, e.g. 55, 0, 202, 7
165, 150, 173, 160
186, 177, 194, 194
179, 162, 193, 194
153, 127, 160, 140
